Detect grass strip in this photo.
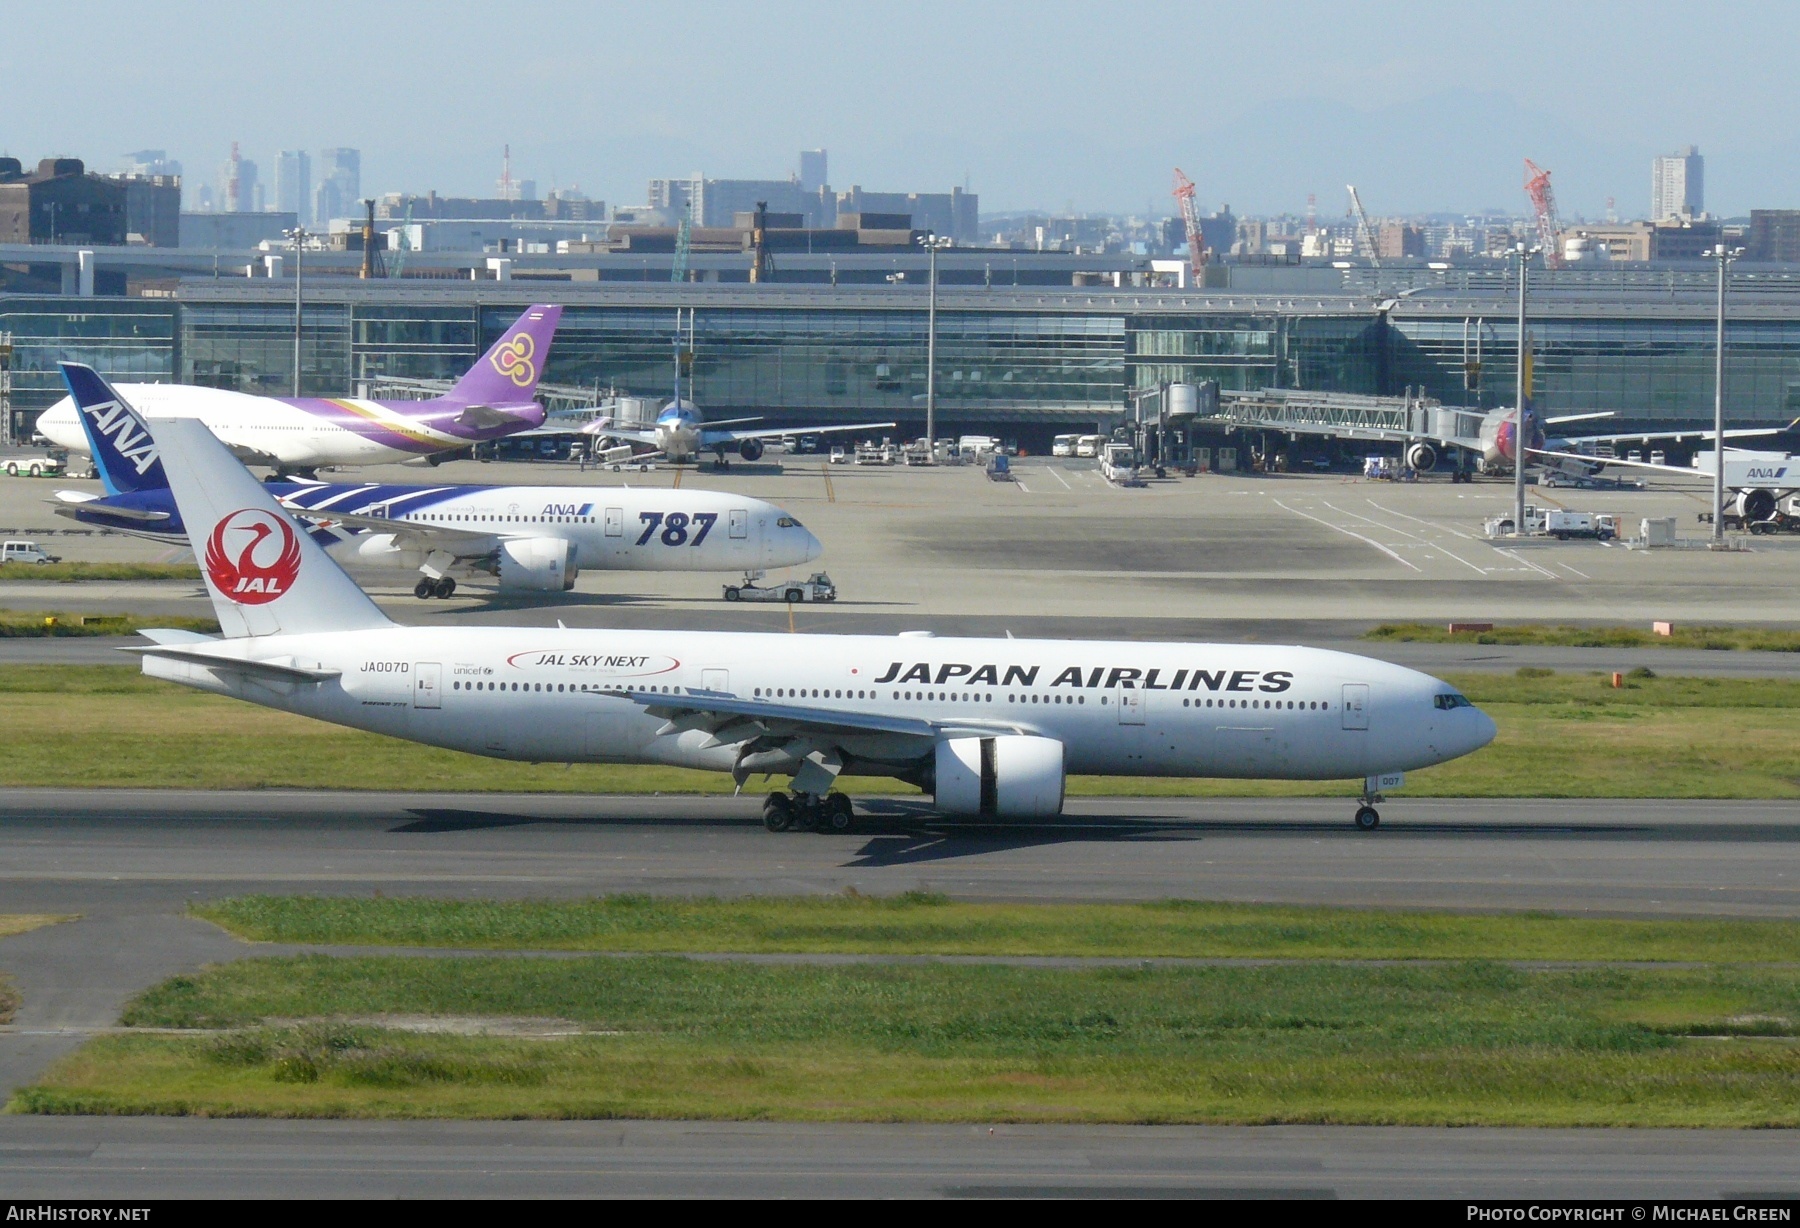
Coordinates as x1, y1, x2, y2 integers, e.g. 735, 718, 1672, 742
0, 915, 71, 940
3, 665, 1799, 796
197, 894, 1800, 962
0, 976, 16, 1026
1367, 622, 1800, 651
0, 611, 218, 638
17, 957, 1800, 1125
0, 562, 202, 583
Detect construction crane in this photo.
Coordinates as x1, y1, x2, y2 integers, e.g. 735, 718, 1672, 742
1171, 168, 1206, 283
1523, 159, 1565, 269
670, 216, 692, 283
1346, 184, 1381, 268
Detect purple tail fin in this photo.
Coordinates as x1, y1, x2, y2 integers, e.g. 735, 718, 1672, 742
446, 304, 563, 405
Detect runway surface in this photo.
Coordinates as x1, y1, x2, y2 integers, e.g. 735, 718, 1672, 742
3, 1117, 1797, 1199
4, 788, 1798, 1197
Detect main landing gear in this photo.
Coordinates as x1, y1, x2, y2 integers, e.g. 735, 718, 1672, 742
762, 790, 855, 834
413, 576, 457, 600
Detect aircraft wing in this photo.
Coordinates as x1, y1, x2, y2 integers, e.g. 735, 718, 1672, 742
1561, 424, 1792, 445
698, 421, 898, 448
291, 508, 499, 557
607, 688, 1032, 783
1536, 448, 1724, 479
581, 424, 661, 446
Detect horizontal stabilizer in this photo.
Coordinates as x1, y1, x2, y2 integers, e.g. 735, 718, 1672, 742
121, 644, 342, 683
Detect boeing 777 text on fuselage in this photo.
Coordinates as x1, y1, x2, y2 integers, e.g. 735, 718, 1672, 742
123, 413, 1496, 832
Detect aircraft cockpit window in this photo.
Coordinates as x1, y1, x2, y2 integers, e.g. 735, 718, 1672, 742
1433, 692, 1474, 710
776, 516, 802, 528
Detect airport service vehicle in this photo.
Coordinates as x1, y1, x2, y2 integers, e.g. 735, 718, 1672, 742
0, 540, 58, 564
829, 447, 848, 464
51, 364, 823, 599
36, 305, 562, 476
985, 454, 1014, 482
1075, 434, 1105, 459
1052, 434, 1079, 458
1100, 443, 1142, 485
1, 450, 65, 478
722, 571, 837, 604
587, 395, 894, 467
958, 435, 999, 457
1543, 510, 1613, 540
853, 444, 891, 466
126, 415, 1496, 833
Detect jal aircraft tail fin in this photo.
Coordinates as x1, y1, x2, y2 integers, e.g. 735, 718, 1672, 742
444, 303, 563, 407
145, 416, 394, 638
57, 363, 168, 496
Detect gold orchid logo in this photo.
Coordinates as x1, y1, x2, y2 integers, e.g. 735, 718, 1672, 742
490, 332, 537, 387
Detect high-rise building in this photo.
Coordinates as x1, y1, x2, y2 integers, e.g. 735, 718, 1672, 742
275, 150, 311, 225
314, 148, 361, 224
220, 144, 258, 214
1652, 146, 1703, 221
799, 149, 828, 192
122, 149, 182, 178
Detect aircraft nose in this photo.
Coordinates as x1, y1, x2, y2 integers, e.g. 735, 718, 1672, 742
1466, 706, 1499, 754
802, 527, 824, 562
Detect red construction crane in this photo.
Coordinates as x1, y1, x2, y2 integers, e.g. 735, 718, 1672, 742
1523, 159, 1565, 270
1172, 168, 1206, 282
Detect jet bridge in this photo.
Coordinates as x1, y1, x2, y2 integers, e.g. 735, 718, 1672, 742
1208, 388, 1484, 448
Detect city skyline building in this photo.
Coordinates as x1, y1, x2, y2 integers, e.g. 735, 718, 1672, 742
799, 149, 827, 193
220, 144, 257, 214
1653, 146, 1704, 220
314, 147, 360, 224
275, 150, 310, 225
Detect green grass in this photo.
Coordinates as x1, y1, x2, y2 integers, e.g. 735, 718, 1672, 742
1368, 621, 1800, 651
16, 957, 1800, 1124
0, 976, 16, 1026
0, 610, 218, 638
2, 664, 1798, 796
196, 894, 1800, 962
0, 562, 202, 583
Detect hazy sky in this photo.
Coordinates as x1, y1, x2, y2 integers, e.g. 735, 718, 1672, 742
5, 0, 1795, 219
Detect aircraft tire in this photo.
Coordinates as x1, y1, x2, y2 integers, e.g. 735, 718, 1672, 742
1354, 805, 1380, 831
413, 578, 434, 600
824, 794, 854, 832
433, 576, 457, 599
762, 793, 793, 833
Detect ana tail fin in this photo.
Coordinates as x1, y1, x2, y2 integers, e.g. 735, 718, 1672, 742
445, 303, 563, 406
57, 363, 168, 496
144, 416, 393, 638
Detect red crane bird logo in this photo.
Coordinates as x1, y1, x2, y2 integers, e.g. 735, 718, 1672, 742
204, 509, 301, 605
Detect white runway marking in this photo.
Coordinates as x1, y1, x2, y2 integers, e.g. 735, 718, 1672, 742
1363, 498, 1480, 541
1557, 560, 1592, 579
1321, 500, 1490, 576
1274, 499, 1422, 572
1493, 547, 1561, 579
1045, 468, 1072, 490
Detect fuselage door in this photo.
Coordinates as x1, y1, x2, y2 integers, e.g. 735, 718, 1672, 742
605, 507, 624, 537
729, 508, 748, 539
702, 668, 729, 694
1116, 690, 1144, 725
1342, 683, 1369, 730
413, 662, 441, 709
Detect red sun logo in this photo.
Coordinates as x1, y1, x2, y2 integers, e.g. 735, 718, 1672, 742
204, 509, 301, 605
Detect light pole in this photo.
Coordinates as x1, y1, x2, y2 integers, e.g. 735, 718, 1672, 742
286, 227, 306, 396
1710, 244, 1740, 546
919, 233, 952, 454
1512, 243, 1531, 538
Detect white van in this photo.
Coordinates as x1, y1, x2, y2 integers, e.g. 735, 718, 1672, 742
1075, 434, 1105, 458
1052, 434, 1079, 458
1, 540, 60, 565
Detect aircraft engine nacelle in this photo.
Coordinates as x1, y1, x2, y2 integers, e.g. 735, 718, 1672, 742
1405, 442, 1438, 472
738, 439, 764, 462
1734, 488, 1779, 524
933, 735, 1065, 818
496, 537, 579, 592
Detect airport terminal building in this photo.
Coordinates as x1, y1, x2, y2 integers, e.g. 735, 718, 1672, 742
7, 272, 1800, 443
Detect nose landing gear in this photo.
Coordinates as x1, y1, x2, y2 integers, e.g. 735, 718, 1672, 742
1354, 804, 1380, 831
761, 790, 855, 833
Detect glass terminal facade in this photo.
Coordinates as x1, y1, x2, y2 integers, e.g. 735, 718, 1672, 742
5, 284, 1800, 436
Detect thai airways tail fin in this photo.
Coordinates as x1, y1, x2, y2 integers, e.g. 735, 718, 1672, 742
57, 363, 168, 496
444, 303, 563, 406
144, 416, 393, 638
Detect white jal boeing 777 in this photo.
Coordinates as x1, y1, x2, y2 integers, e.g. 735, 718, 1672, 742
129, 416, 1497, 831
